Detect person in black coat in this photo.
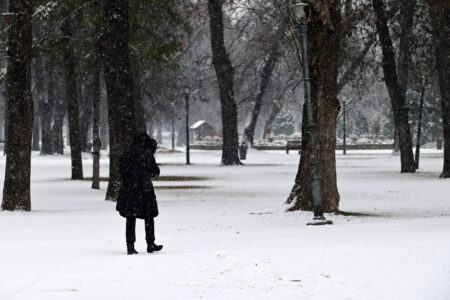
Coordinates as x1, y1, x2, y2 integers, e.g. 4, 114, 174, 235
116, 133, 163, 255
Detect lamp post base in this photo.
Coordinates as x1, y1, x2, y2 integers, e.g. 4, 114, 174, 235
307, 217, 333, 226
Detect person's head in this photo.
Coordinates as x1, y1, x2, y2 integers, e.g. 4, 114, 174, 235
131, 132, 151, 150
130, 132, 157, 154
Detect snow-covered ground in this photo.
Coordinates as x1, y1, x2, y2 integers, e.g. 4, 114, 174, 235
0, 148, 449, 300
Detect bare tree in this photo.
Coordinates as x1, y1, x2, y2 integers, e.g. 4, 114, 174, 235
372, 0, 416, 173
286, 0, 341, 213
61, 14, 84, 179
242, 35, 282, 147
208, 0, 241, 165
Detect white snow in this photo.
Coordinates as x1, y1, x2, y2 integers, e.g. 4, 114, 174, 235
0, 148, 449, 300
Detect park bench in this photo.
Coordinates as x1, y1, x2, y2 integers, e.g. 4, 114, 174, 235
286, 140, 302, 154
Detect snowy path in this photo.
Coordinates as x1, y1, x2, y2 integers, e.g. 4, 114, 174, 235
0, 149, 449, 299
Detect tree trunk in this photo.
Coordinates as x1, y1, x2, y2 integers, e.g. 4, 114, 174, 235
40, 63, 54, 155
208, 0, 240, 165
287, 0, 341, 213
242, 39, 281, 147
79, 77, 93, 152
372, 0, 416, 173
263, 102, 282, 139
157, 121, 163, 144
31, 61, 40, 152
99, 71, 109, 150
51, 70, 66, 155
92, 65, 101, 189
176, 120, 185, 146
426, 1, 450, 178
2, 0, 33, 211
32, 103, 40, 151
3, 82, 8, 155
101, 0, 137, 200
61, 17, 83, 179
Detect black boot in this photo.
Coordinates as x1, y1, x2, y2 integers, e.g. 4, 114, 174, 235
147, 243, 163, 253
127, 243, 138, 255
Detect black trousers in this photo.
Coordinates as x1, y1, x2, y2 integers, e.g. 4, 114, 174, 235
126, 217, 155, 244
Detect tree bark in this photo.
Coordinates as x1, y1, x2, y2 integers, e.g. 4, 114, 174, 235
2, 0, 33, 211
287, 0, 341, 213
208, 0, 240, 165
101, 0, 137, 200
242, 39, 281, 147
372, 0, 416, 173
61, 16, 83, 179
426, 0, 450, 178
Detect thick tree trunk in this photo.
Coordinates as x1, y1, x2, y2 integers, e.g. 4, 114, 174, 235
242, 39, 281, 147
208, 0, 240, 165
287, 0, 341, 213
372, 0, 416, 173
426, 1, 450, 178
101, 0, 137, 200
61, 17, 83, 179
263, 102, 282, 139
2, 0, 33, 211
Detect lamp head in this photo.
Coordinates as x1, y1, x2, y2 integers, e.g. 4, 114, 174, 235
290, 0, 311, 25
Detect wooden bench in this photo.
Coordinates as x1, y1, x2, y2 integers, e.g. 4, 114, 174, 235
286, 140, 302, 154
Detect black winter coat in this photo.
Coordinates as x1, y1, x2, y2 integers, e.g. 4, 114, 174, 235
116, 139, 160, 219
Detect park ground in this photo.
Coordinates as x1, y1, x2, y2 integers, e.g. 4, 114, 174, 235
0, 148, 449, 300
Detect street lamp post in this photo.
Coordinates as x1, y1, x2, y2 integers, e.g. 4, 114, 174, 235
171, 102, 175, 152
185, 87, 190, 165
343, 100, 347, 155
290, 0, 332, 225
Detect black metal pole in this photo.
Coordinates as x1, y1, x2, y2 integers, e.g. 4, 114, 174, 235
298, 24, 326, 222
171, 104, 175, 152
185, 93, 190, 165
415, 84, 425, 169
343, 100, 346, 155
